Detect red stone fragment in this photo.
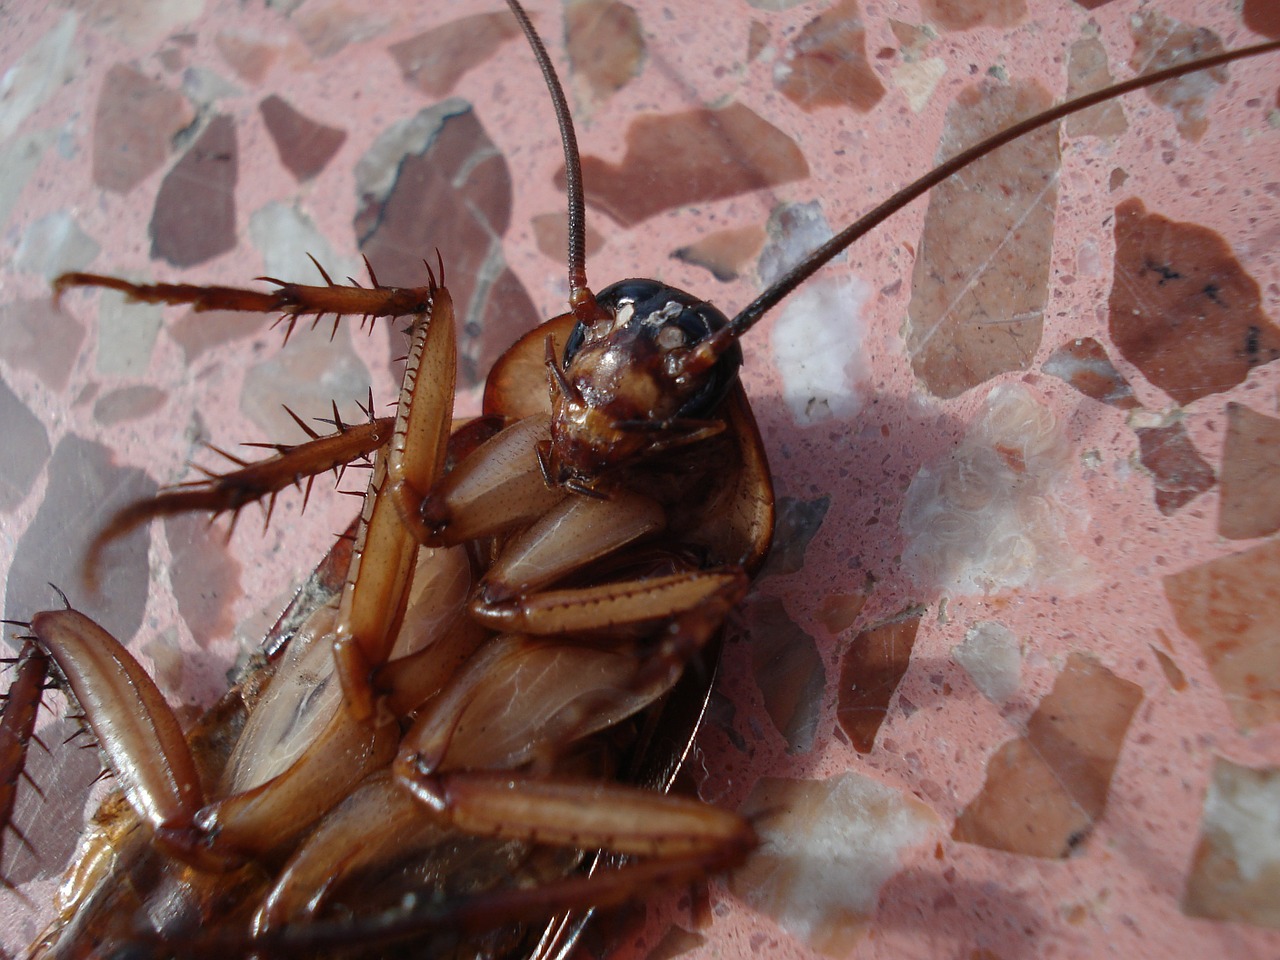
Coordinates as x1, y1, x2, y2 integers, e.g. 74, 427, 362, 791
92, 64, 192, 194
952, 654, 1142, 858
921, 0, 1026, 31
389, 12, 518, 98
1129, 11, 1226, 142
1134, 420, 1215, 515
165, 513, 243, 649
1165, 538, 1280, 730
1245, 0, 1280, 39
215, 30, 279, 84
0, 298, 86, 391
571, 104, 809, 227
1218, 403, 1280, 540
356, 109, 535, 390
836, 613, 922, 753
746, 598, 826, 755
1042, 337, 1139, 409
149, 115, 238, 268
1064, 38, 1127, 139
531, 211, 605, 264
774, 0, 885, 113
259, 95, 347, 182
907, 80, 1058, 399
1184, 758, 1280, 928
672, 226, 766, 282
1108, 198, 1280, 406
565, 0, 644, 102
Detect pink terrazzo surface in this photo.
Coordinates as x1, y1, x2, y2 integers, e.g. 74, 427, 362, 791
1, 1, 1279, 958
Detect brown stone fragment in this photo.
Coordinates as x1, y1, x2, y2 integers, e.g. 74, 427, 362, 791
357, 108, 536, 390
1129, 12, 1226, 142
3, 436, 156, 644
167, 307, 264, 363
1184, 758, 1280, 929
920, 0, 1026, 31
747, 21, 769, 62
817, 592, 868, 635
1042, 337, 1139, 409
565, 0, 644, 102
93, 385, 167, 426
889, 20, 931, 58
4, 716, 102, 885
92, 64, 192, 194
1070, 0, 1117, 9
837, 613, 922, 753
952, 654, 1142, 858
0, 297, 86, 391
774, 0, 885, 113
672, 225, 766, 282
647, 926, 705, 960
1245, 0, 1280, 39
389, 12, 518, 98
1165, 538, 1280, 730
572, 104, 809, 227
531, 211, 604, 264
1064, 38, 1127, 139
292, 2, 388, 59
1134, 419, 1215, 515
907, 80, 1058, 399
747, 598, 826, 755
763, 495, 831, 577
165, 513, 243, 649
259, 95, 347, 182
1150, 645, 1187, 692
150, 115, 238, 268
0, 376, 51, 511
215, 30, 280, 84
1218, 403, 1280, 540
1108, 198, 1280, 406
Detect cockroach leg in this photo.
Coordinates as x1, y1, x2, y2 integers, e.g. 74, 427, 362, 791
334, 285, 456, 719
54, 266, 436, 341
82, 413, 394, 590
23, 607, 220, 869
0, 642, 48, 891
401, 772, 755, 863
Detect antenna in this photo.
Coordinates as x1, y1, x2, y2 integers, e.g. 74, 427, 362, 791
504, 0, 604, 326
726, 38, 1280, 342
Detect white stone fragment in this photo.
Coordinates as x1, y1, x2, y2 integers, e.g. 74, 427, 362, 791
13, 211, 99, 279
771, 274, 871, 425
95, 290, 162, 378
0, 13, 77, 142
953, 620, 1021, 702
900, 382, 1093, 595
734, 773, 940, 956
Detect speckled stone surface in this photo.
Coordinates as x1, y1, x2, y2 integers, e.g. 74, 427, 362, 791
1, 1, 1278, 958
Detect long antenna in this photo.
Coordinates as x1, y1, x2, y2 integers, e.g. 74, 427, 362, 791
726, 38, 1280, 340
504, 0, 602, 324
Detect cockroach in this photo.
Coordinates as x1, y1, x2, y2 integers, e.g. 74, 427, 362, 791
2, 0, 1280, 957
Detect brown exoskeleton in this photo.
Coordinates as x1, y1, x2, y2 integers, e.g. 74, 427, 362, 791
2, 0, 1280, 957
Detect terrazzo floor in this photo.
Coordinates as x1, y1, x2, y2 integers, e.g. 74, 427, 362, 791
1, 1, 1278, 958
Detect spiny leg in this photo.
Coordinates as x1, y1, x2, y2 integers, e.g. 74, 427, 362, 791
55, 254, 439, 341
0, 641, 49, 893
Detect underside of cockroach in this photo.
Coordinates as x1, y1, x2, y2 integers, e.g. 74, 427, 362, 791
1, 1, 1277, 958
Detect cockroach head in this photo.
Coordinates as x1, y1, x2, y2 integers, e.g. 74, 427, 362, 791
543, 279, 743, 490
